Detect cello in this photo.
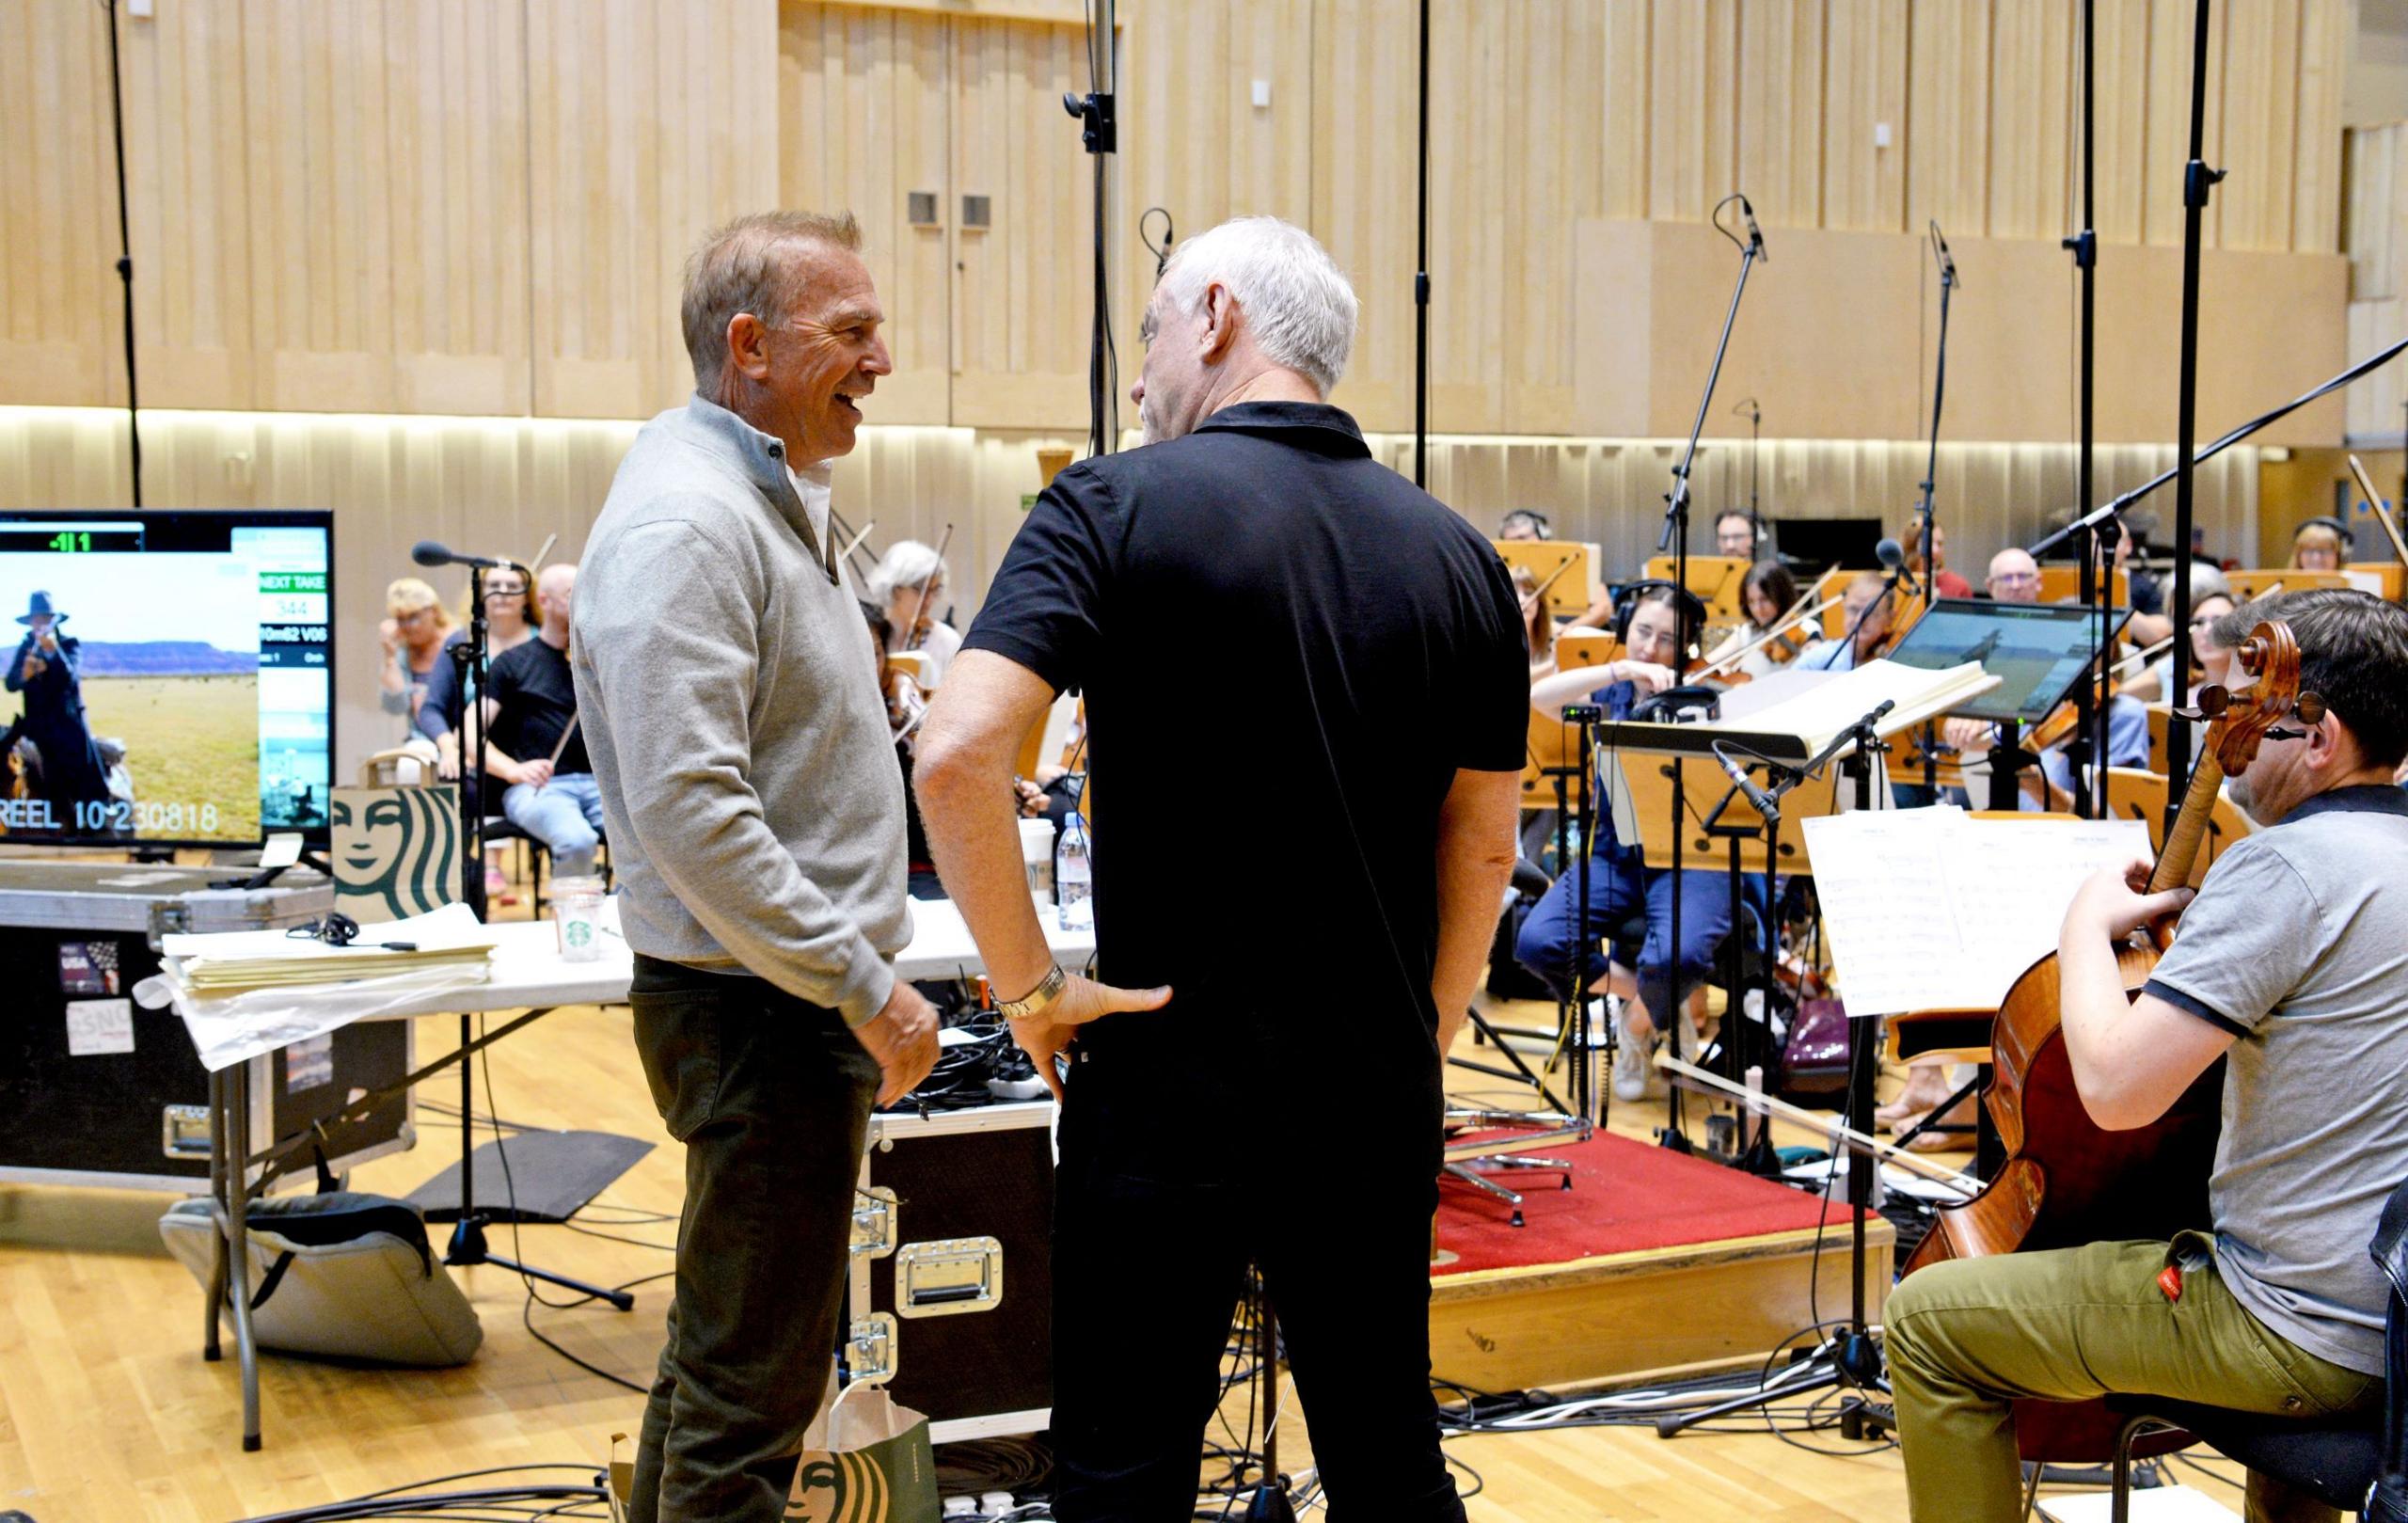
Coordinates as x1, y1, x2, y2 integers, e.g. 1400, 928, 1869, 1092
1896, 618, 2316, 1461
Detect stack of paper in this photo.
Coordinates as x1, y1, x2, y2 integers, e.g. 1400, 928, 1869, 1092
1595, 659, 2002, 763
165, 902, 499, 992
1797, 807, 2153, 1017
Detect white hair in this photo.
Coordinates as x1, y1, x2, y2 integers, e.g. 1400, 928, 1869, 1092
868, 540, 950, 605
1156, 216, 1357, 396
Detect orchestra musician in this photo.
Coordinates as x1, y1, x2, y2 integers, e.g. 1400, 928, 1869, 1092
1902, 518, 1973, 599
1517, 583, 1759, 1102
1792, 571, 1897, 672
1885, 589, 2408, 1523
2289, 516, 2349, 574
1702, 558, 1820, 678
1715, 507, 1766, 559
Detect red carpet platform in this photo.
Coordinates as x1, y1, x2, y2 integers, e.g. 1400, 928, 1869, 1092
1428, 1130, 1891, 1392
1434, 1129, 1864, 1276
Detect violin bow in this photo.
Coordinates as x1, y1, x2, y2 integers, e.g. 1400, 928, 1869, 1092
2346, 454, 2408, 568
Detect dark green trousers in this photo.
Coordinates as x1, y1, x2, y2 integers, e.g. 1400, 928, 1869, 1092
625, 954, 879, 1523
1887, 1238, 2380, 1523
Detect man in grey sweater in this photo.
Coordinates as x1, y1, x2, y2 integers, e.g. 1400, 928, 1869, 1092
573, 210, 939, 1523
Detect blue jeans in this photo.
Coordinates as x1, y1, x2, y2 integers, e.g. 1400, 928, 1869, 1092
1513, 849, 1756, 1018
502, 771, 604, 877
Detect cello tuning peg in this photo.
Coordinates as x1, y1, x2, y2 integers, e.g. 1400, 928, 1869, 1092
2295, 691, 2328, 725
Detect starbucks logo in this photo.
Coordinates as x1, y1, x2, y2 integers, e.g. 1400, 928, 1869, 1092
564, 920, 593, 948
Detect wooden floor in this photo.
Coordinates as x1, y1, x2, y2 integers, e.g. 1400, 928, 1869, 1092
0, 907, 2183, 1523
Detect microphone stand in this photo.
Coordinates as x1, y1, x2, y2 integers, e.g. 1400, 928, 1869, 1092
2064, 0, 2104, 818
452, 566, 491, 920
1652, 198, 1760, 1152
1658, 701, 1896, 1440
1912, 224, 1956, 797
2165, 0, 2221, 836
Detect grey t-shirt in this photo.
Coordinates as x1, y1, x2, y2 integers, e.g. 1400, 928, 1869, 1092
2144, 784, 2408, 1373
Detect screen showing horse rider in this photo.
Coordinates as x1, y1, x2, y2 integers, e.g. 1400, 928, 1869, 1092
0, 511, 333, 846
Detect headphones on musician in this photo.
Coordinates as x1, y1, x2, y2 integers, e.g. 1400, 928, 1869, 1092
2295, 515, 2356, 554
1610, 579, 1710, 660
1714, 507, 1768, 553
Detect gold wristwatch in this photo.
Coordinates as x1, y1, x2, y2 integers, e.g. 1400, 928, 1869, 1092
997, 963, 1069, 1023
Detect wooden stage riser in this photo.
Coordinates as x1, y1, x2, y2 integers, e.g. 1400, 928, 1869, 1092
1430, 1228, 1893, 1394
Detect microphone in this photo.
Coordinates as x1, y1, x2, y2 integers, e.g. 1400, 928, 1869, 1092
1875, 535, 1917, 594
1739, 197, 1767, 263
1930, 220, 1960, 287
1712, 743, 1782, 825
413, 541, 514, 571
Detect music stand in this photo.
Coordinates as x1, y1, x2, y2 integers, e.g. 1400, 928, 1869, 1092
1597, 740, 1849, 1165
1643, 553, 1751, 622
1493, 539, 1600, 620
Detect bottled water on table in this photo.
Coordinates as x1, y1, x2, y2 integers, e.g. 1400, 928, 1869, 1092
1055, 811, 1094, 931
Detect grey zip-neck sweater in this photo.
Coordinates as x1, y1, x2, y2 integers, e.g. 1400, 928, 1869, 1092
572, 395, 909, 1024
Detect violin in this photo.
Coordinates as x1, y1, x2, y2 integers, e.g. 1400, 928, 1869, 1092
1897, 619, 2313, 1462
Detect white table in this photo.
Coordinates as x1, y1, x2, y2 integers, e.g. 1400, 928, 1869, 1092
175, 897, 1096, 1452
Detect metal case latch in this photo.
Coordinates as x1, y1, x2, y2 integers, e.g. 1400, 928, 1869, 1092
894, 1236, 1003, 1319
847, 1312, 897, 1386
148, 902, 191, 951
849, 1186, 896, 1260
162, 1103, 212, 1159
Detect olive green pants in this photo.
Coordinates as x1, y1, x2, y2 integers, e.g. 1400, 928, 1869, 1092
1886, 1239, 2381, 1523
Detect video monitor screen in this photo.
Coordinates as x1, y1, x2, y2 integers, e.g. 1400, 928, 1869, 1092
1884, 597, 2126, 724
0, 512, 333, 847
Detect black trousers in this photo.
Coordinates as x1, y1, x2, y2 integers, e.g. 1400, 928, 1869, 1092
626, 954, 879, 1523
1048, 1071, 1464, 1523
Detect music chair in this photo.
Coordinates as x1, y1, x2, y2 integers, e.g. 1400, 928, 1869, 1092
2101, 1174, 2408, 1523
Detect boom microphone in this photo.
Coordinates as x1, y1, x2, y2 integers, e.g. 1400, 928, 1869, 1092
1712, 742, 1782, 825
1930, 220, 1961, 287
1739, 197, 1767, 264
413, 541, 514, 571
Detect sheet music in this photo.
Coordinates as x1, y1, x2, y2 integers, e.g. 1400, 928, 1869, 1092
1798, 809, 2151, 1017
1798, 808, 1969, 1017
1939, 818, 2154, 1006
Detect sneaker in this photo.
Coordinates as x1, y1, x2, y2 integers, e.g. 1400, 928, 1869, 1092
1612, 1021, 1662, 1103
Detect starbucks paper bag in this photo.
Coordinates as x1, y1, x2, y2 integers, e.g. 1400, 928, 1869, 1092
788, 1380, 939, 1523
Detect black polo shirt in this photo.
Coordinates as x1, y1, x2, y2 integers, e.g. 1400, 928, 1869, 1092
963, 400, 1527, 1178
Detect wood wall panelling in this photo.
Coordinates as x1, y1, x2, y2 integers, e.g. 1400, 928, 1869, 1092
242, 0, 398, 414
388, 0, 531, 415
1984, 0, 2073, 243
1905, 0, 1996, 239
119, 0, 254, 409
0, 3, 120, 406
779, 1, 954, 425
1736, 0, 1827, 231
2291, 0, 2348, 257
949, 15, 1091, 430
1820, 0, 1910, 235
1645, 0, 1738, 225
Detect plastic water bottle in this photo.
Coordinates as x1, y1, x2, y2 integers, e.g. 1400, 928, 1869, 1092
1055, 812, 1094, 931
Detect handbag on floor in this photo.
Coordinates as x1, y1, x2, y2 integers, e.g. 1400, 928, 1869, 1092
159, 1188, 482, 1367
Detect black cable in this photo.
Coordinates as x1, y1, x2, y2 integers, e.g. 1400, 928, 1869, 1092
478, 1030, 669, 1392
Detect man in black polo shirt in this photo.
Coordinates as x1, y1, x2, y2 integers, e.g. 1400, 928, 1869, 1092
485, 563, 605, 878
916, 217, 1527, 1521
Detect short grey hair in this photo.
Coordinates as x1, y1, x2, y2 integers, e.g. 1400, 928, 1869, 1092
867, 539, 950, 606
681, 210, 863, 392
1156, 216, 1357, 396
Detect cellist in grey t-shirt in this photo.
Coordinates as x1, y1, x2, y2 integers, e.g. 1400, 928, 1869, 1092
1884, 588, 2408, 1523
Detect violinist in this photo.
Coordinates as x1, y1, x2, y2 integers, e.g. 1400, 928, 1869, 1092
1901, 517, 1973, 599
1792, 572, 1896, 672
1702, 559, 1820, 678
2289, 516, 2349, 574
868, 539, 961, 686
1516, 583, 1754, 1103
1886, 589, 2408, 1523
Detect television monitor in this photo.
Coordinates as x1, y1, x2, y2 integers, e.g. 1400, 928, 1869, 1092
1774, 516, 1884, 570
1883, 596, 2127, 724
0, 511, 333, 847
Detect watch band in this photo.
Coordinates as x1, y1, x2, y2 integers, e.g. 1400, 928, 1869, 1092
998, 962, 1069, 1023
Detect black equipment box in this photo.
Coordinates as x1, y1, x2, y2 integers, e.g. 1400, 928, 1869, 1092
846, 1101, 1053, 1442
0, 863, 416, 1191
